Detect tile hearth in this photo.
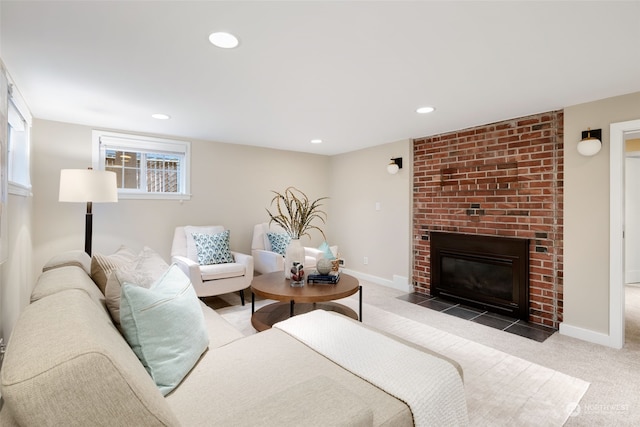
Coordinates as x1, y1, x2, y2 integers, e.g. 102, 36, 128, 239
398, 293, 556, 342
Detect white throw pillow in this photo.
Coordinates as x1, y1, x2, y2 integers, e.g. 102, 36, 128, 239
104, 247, 169, 326
90, 246, 137, 294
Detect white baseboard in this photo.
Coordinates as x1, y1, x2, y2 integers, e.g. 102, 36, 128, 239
341, 269, 413, 293
625, 270, 640, 284
559, 322, 621, 349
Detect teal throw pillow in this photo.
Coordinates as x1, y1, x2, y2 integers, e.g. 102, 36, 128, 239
119, 264, 209, 396
318, 241, 336, 260
267, 232, 291, 256
192, 230, 234, 265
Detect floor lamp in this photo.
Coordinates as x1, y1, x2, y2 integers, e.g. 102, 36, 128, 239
59, 169, 118, 256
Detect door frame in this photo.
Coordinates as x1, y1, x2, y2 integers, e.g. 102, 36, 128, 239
610, 119, 640, 349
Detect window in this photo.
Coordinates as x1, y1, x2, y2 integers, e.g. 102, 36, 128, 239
92, 130, 191, 200
7, 84, 32, 196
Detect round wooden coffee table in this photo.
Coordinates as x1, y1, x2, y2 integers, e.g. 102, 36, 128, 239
250, 271, 362, 331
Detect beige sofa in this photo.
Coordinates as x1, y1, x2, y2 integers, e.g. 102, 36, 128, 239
0, 251, 467, 426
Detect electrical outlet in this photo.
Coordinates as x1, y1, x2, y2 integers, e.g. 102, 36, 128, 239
363, 256, 368, 265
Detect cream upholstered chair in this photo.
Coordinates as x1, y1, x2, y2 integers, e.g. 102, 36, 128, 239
171, 225, 253, 305
251, 223, 336, 275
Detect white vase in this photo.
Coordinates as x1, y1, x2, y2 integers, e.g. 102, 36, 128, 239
285, 238, 305, 286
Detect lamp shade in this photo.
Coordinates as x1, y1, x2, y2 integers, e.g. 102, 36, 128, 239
59, 169, 118, 203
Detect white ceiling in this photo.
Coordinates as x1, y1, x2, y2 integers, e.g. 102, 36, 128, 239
1, 1, 639, 156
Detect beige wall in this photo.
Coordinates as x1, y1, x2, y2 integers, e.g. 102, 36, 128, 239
563, 91, 640, 335
1, 117, 411, 339
30, 119, 412, 279
329, 139, 412, 290
31, 119, 331, 277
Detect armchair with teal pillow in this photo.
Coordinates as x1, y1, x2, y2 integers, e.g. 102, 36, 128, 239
251, 223, 334, 275
171, 225, 253, 304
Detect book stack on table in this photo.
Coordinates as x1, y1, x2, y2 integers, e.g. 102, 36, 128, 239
307, 271, 340, 285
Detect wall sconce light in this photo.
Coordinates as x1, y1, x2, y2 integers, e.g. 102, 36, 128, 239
387, 157, 403, 174
577, 128, 602, 157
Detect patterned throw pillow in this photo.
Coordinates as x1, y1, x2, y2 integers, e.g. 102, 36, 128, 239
267, 232, 291, 256
191, 230, 235, 265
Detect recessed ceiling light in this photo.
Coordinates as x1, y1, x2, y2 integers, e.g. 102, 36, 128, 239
416, 106, 435, 114
151, 113, 171, 120
209, 32, 239, 49
311, 139, 323, 144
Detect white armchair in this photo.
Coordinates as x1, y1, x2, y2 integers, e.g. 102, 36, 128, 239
251, 223, 336, 275
171, 225, 253, 305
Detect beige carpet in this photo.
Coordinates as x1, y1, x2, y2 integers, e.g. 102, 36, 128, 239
216, 296, 590, 426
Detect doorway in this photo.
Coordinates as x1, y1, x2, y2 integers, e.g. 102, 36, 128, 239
625, 135, 640, 343
610, 119, 640, 349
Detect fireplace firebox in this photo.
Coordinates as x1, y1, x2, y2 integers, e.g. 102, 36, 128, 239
430, 232, 529, 320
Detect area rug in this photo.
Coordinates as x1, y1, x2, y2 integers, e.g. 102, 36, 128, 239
217, 298, 590, 426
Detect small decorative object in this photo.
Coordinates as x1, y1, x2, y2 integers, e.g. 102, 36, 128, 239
266, 187, 328, 280
308, 271, 340, 285
290, 262, 305, 287
316, 257, 333, 275
284, 238, 305, 280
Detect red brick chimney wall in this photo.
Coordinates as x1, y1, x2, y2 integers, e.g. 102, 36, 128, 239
413, 111, 563, 328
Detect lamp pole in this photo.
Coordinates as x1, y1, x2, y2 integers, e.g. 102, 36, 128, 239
85, 201, 93, 256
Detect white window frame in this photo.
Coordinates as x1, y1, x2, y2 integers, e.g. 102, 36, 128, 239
92, 130, 191, 200
7, 83, 33, 197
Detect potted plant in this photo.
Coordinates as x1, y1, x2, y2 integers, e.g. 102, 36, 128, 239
266, 186, 327, 239
266, 187, 327, 284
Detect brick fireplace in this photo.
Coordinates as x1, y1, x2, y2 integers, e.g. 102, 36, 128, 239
412, 111, 563, 328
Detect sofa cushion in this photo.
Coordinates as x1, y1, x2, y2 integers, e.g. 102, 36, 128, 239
1, 290, 180, 426
31, 266, 107, 314
198, 300, 245, 349
105, 247, 170, 326
266, 232, 290, 255
42, 250, 91, 274
166, 328, 412, 426
215, 376, 373, 426
91, 245, 138, 293
192, 230, 234, 265
120, 264, 209, 396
